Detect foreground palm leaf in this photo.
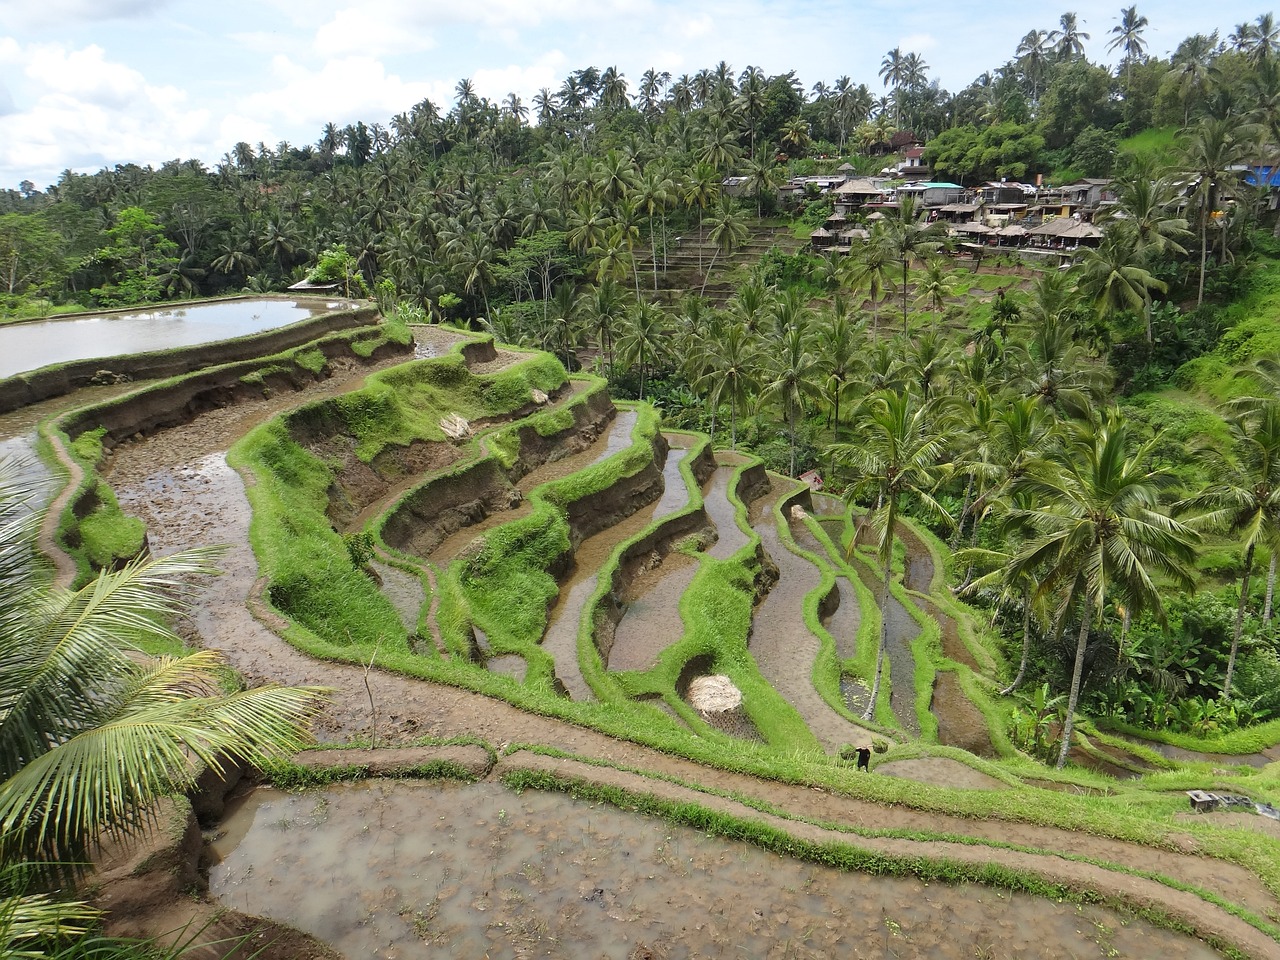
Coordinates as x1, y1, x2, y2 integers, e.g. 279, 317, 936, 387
0, 458, 328, 879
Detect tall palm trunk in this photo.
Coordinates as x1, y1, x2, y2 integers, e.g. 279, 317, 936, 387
863, 546, 894, 721
1056, 593, 1094, 769
1264, 553, 1276, 624
951, 474, 974, 549
1000, 586, 1034, 696
1225, 542, 1255, 696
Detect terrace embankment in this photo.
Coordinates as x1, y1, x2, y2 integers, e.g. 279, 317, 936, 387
379, 386, 616, 562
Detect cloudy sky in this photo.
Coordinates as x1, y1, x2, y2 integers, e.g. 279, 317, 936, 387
0, 0, 1270, 190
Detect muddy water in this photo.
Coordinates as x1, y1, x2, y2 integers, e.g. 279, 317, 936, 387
1, 299, 349, 380
428, 409, 639, 568
849, 551, 922, 738
371, 561, 424, 635
208, 779, 1222, 960
750, 487, 868, 752
792, 525, 861, 662
702, 464, 750, 560
607, 554, 699, 673
541, 435, 695, 700
895, 526, 995, 756
811, 492, 847, 517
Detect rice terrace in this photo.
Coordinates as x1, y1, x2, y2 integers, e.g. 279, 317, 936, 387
6, 7, 1280, 959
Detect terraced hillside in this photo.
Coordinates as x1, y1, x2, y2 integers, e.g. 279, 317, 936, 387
25, 320, 1280, 959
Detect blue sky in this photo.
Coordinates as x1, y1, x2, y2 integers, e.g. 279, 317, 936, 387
0, 1, 1270, 189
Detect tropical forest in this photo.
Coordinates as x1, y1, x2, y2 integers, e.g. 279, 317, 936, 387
5, 6, 1280, 959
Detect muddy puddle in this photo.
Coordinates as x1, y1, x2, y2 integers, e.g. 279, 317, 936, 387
791, 524, 860, 662
208, 779, 1223, 960
848, 552, 922, 738
702, 464, 749, 560
371, 561, 424, 636
428, 409, 639, 568
749, 488, 866, 752
541, 436, 695, 699
608, 553, 699, 673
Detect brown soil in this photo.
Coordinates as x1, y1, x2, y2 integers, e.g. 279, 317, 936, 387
24, 327, 1280, 959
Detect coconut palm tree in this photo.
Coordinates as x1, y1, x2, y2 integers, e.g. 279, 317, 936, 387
1076, 230, 1166, 342
615, 299, 668, 400
914, 256, 957, 327
1107, 6, 1150, 84
0, 459, 325, 900
833, 391, 949, 720
840, 230, 895, 339
1181, 118, 1258, 306
1006, 410, 1199, 767
879, 196, 945, 334
700, 196, 750, 298
698, 319, 761, 449
1016, 29, 1052, 102
1051, 12, 1091, 60
1180, 403, 1280, 695
1098, 172, 1190, 258
760, 320, 819, 477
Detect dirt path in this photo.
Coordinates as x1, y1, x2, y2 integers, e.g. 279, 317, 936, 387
25, 331, 1280, 958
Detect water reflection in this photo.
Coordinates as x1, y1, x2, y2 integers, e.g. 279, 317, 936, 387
1, 299, 353, 380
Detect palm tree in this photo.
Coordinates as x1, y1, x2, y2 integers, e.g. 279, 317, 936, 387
1077, 230, 1166, 342
1051, 12, 1091, 60
914, 256, 957, 327
1181, 118, 1257, 307
816, 301, 860, 437
1181, 403, 1280, 695
1098, 172, 1190, 259
681, 162, 720, 272
840, 230, 895, 338
879, 47, 906, 122
700, 197, 750, 298
575, 277, 629, 377
744, 153, 781, 217
1016, 29, 1051, 102
760, 321, 819, 477
615, 299, 668, 400
833, 391, 949, 719
1107, 5, 1150, 84
0, 460, 324, 894
879, 196, 945, 334
698, 319, 760, 449
1007, 411, 1199, 767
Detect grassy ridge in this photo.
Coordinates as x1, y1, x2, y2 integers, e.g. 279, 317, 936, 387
46, 317, 413, 584
233, 336, 568, 652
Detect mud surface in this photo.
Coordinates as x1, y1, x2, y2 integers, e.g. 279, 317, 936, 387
541, 435, 695, 699
210, 779, 1220, 960
849, 553, 922, 737
702, 462, 750, 560
749, 486, 870, 752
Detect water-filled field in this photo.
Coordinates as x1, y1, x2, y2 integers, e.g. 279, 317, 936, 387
0, 297, 354, 379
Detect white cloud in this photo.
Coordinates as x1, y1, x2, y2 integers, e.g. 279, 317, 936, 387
0, 39, 215, 186
0, 0, 168, 22
232, 54, 435, 134
471, 52, 568, 104
313, 3, 438, 59
897, 33, 938, 54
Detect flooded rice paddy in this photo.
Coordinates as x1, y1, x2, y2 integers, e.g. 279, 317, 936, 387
208, 779, 1223, 960
1, 298, 352, 380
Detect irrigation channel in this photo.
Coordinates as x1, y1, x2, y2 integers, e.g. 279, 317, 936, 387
9, 320, 1280, 958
